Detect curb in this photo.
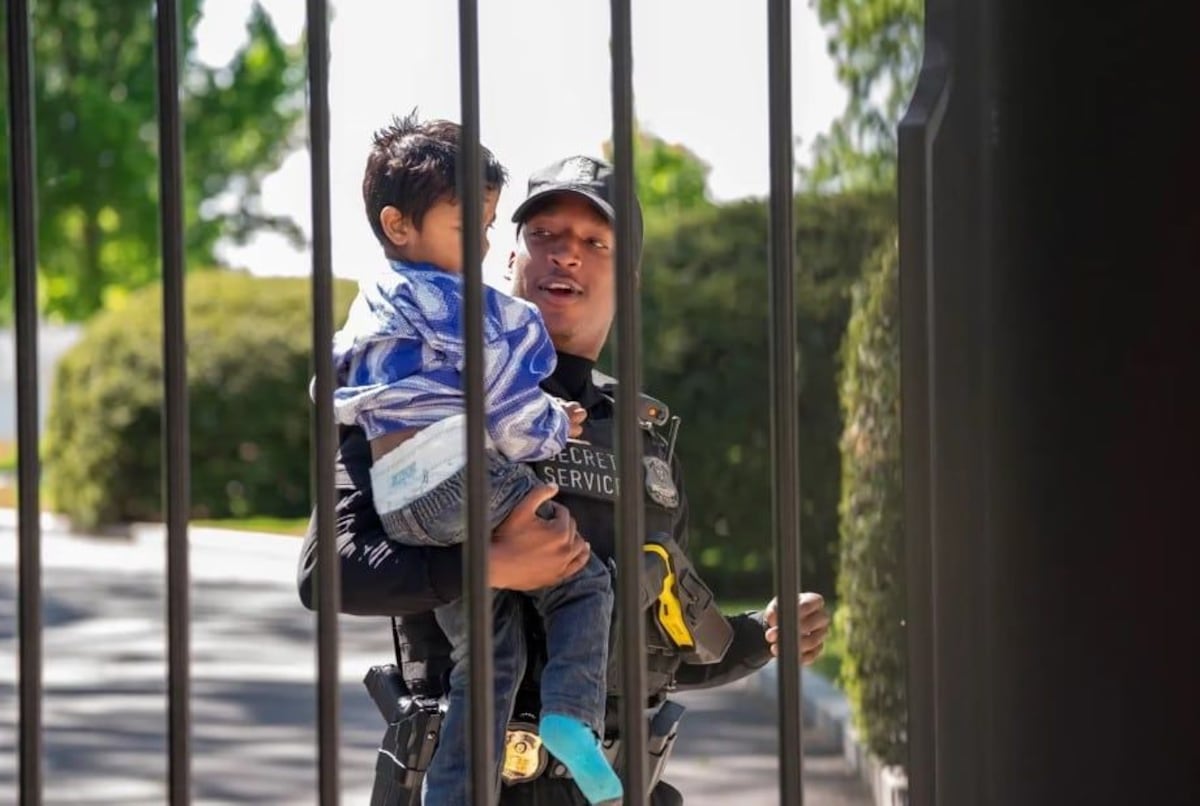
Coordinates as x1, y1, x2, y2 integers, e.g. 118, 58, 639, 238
0, 509, 306, 584
754, 663, 848, 755
754, 662, 908, 806
0, 507, 70, 532
0, 508, 300, 546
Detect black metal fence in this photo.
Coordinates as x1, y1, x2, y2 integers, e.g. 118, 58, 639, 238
4, 1, 805, 803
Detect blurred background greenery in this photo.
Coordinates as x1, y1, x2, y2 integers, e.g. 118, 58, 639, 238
1, 0, 921, 766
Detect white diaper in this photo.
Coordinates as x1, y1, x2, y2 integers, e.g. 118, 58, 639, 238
370, 414, 475, 513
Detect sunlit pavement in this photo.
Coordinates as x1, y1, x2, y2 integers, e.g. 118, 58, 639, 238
0, 516, 868, 804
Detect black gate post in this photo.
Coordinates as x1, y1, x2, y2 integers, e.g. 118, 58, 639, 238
609, 1, 649, 803
899, 1, 1200, 803
454, 1, 496, 803
6, 1, 43, 800
305, 0, 340, 803
766, 1, 805, 802
154, 2, 192, 801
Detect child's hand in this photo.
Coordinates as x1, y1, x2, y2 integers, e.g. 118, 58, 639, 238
563, 401, 587, 438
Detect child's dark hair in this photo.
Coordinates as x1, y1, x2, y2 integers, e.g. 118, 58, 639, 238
362, 110, 508, 248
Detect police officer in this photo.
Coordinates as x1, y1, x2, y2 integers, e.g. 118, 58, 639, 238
297, 156, 831, 804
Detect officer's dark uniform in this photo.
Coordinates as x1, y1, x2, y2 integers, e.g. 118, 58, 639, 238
298, 352, 776, 804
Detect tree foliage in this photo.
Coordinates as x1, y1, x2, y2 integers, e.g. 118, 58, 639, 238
807, 0, 924, 191
0, 1, 305, 323
605, 131, 897, 598
637, 193, 895, 598
603, 126, 714, 228
44, 271, 357, 529
835, 236, 906, 764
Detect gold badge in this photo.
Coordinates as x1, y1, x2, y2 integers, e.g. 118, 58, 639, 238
501, 727, 546, 784
643, 456, 679, 509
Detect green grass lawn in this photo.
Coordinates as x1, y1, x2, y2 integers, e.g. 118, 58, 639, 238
192, 515, 309, 536
0, 488, 309, 537
718, 597, 763, 615
0, 440, 15, 473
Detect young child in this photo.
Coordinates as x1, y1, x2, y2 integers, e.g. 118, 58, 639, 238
331, 112, 622, 805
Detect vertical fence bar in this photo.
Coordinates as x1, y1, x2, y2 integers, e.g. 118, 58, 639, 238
766, 0, 804, 802
154, 1, 192, 802
456, 1, 494, 803
610, 0, 648, 802
305, 1, 340, 803
6, 1, 42, 803
897, 30, 951, 802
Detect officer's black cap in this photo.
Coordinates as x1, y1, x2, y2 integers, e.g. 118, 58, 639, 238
511, 155, 644, 262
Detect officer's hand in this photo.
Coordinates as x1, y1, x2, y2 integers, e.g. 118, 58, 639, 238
489, 483, 590, 591
762, 593, 830, 665
563, 401, 588, 438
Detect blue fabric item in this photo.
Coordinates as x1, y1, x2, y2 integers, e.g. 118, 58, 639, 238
538, 714, 623, 804
332, 260, 569, 461
420, 556, 615, 805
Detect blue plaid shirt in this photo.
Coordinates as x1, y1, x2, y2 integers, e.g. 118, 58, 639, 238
332, 260, 569, 462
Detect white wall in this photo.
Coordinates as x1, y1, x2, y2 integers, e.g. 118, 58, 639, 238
0, 324, 83, 442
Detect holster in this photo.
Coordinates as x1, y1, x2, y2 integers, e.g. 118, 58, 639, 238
630, 697, 687, 794
365, 664, 446, 806
640, 533, 734, 666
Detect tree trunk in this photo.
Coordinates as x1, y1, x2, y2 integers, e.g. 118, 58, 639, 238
81, 210, 103, 316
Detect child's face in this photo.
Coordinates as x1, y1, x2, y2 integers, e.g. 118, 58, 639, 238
386, 188, 500, 272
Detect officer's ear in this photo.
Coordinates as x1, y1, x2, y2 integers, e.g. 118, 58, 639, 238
504, 250, 516, 282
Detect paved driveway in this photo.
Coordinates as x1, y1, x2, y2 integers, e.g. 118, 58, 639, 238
0, 518, 868, 804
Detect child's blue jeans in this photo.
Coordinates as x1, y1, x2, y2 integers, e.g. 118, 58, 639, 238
380, 452, 613, 805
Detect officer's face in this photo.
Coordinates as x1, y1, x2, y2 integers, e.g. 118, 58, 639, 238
507, 194, 616, 360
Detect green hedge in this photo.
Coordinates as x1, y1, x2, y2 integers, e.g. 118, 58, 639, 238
41, 191, 894, 582
835, 236, 907, 765
634, 192, 895, 599
44, 271, 356, 528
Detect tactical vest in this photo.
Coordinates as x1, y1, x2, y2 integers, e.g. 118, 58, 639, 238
395, 374, 729, 709
519, 374, 729, 710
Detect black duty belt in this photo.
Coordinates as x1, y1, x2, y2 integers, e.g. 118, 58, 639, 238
500, 698, 687, 794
